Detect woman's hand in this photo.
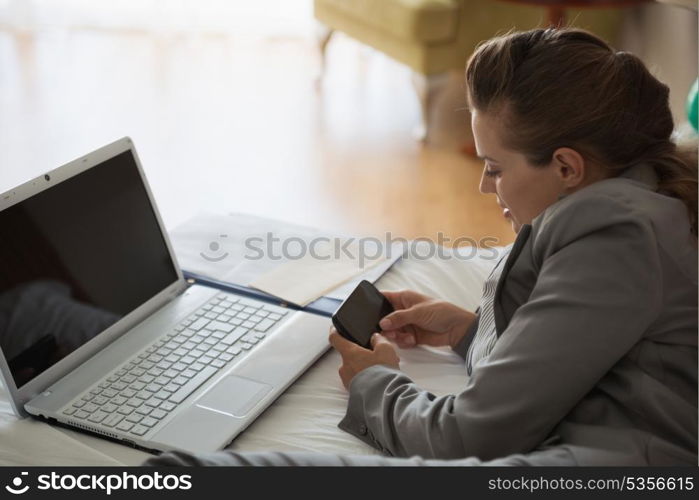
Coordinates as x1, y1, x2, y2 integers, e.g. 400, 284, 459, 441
329, 330, 400, 390
379, 290, 476, 349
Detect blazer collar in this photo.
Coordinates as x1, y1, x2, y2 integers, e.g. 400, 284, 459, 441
618, 162, 659, 190
493, 223, 532, 336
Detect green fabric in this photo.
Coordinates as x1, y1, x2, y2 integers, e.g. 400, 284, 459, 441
687, 79, 698, 132
315, 0, 623, 75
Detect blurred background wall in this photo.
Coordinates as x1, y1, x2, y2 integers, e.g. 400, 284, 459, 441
0, 0, 695, 248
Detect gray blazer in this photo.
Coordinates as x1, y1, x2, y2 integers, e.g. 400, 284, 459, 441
144, 162, 697, 467
338, 162, 698, 465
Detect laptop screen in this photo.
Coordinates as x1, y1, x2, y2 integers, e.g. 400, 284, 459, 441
0, 149, 179, 388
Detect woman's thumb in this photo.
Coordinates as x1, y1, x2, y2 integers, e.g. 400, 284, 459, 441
380, 308, 420, 330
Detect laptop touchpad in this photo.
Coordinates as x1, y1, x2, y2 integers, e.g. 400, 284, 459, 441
195, 375, 272, 417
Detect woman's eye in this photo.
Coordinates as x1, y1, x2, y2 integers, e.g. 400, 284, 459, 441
484, 169, 500, 178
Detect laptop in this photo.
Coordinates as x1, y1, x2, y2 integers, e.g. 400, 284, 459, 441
0, 137, 331, 454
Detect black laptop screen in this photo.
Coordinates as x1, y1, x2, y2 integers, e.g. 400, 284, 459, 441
0, 150, 179, 388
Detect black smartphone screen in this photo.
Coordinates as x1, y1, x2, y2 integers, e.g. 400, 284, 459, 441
332, 280, 394, 349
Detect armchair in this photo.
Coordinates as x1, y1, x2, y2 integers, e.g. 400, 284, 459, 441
314, 0, 623, 142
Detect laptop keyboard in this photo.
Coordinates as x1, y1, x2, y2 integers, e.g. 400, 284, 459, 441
60, 292, 288, 438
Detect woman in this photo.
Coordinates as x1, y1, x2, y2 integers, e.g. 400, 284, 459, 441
146, 27, 697, 466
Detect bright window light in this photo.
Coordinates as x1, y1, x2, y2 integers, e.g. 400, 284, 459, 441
0, 0, 315, 37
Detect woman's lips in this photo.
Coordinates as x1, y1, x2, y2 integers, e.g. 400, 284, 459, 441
503, 208, 511, 218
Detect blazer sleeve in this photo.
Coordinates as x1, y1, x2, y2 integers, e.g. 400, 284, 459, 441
338, 194, 663, 460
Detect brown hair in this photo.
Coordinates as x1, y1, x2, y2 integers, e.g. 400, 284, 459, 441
465, 28, 698, 237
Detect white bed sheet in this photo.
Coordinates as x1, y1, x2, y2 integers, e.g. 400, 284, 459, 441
0, 242, 501, 465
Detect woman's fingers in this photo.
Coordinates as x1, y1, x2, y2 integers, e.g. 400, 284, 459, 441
380, 290, 408, 310
328, 330, 362, 355
380, 289, 430, 310
395, 334, 416, 347
379, 305, 429, 331
381, 329, 417, 347
370, 334, 400, 365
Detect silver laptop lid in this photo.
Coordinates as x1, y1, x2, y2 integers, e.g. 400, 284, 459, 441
0, 137, 186, 416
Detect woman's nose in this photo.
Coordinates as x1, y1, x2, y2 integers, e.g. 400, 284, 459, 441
479, 171, 493, 194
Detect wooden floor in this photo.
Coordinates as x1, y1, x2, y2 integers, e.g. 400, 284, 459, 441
0, 25, 516, 248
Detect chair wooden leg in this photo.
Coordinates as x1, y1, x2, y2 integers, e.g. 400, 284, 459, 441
411, 71, 449, 143
317, 25, 334, 76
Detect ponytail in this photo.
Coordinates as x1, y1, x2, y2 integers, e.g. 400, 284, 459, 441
652, 142, 698, 237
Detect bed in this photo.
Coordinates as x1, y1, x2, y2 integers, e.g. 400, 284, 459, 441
0, 241, 501, 466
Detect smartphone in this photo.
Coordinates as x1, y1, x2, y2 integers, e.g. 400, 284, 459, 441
331, 280, 394, 349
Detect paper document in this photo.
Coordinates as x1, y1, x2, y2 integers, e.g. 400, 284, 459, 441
167, 212, 403, 304
323, 241, 406, 300
249, 240, 390, 306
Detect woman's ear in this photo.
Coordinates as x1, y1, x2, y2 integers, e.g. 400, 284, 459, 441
551, 147, 586, 190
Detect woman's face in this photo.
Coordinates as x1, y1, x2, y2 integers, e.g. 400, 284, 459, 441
471, 109, 564, 234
